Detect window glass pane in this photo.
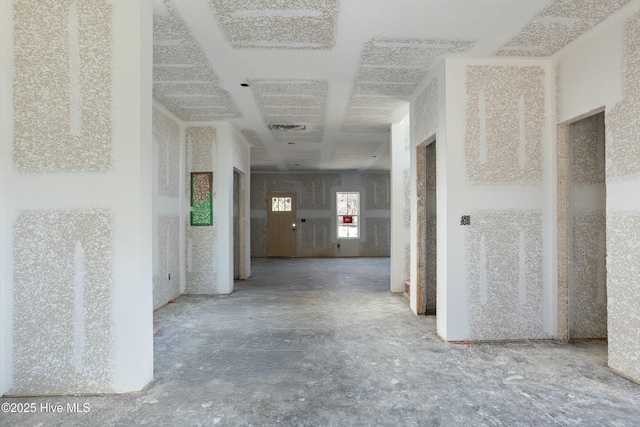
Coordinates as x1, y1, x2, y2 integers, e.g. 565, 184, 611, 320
284, 197, 292, 211
272, 197, 279, 211
338, 193, 348, 215
347, 193, 358, 215
337, 192, 359, 238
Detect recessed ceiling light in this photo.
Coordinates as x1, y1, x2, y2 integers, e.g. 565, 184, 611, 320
240, 83, 249, 87
287, 142, 295, 145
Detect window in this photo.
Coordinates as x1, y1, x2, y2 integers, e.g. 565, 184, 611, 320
271, 196, 292, 212
337, 192, 359, 238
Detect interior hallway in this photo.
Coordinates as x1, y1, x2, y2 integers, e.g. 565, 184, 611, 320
2, 258, 639, 427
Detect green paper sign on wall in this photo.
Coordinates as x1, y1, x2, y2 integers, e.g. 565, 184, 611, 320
191, 172, 213, 226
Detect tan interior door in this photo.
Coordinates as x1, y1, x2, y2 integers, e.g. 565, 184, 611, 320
267, 193, 297, 257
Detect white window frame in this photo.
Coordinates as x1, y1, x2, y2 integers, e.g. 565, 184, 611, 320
336, 192, 360, 239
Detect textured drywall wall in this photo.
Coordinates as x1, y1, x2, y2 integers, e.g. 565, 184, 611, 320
425, 142, 437, 314
360, 173, 390, 210
13, 210, 113, 394
567, 113, 607, 339
231, 128, 251, 280
359, 217, 391, 257
153, 107, 180, 197
465, 66, 544, 184
441, 59, 553, 341
153, 215, 180, 310
251, 173, 340, 211
5, 0, 154, 395
557, 6, 640, 382
13, 0, 112, 172
185, 126, 218, 293
607, 12, 640, 180
390, 115, 411, 292
152, 106, 182, 311
250, 172, 390, 257
413, 79, 438, 146
466, 211, 545, 340
298, 218, 334, 257
605, 11, 640, 381
607, 214, 640, 381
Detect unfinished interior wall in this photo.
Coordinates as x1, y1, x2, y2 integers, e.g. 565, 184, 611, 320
567, 113, 607, 339
409, 68, 448, 323
390, 115, 411, 292
250, 171, 390, 257
424, 142, 437, 314
1, 0, 154, 395
152, 105, 182, 310
185, 126, 218, 294
557, 2, 640, 383
231, 127, 251, 280
442, 59, 553, 341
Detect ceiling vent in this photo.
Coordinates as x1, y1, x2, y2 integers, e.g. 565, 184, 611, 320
268, 124, 306, 131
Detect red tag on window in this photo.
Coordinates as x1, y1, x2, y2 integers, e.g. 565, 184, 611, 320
343, 216, 353, 224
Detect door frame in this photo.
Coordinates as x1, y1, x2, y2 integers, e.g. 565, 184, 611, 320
267, 192, 297, 257
556, 107, 607, 341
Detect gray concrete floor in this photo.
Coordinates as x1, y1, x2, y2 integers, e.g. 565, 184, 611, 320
2, 257, 640, 426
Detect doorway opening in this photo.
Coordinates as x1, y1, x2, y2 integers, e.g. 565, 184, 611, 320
558, 110, 607, 341
416, 137, 436, 315
267, 193, 297, 257
233, 169, 247, 280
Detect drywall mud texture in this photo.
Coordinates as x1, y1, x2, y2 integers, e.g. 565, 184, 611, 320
607, 214, 640, 381
154, 215, 181, 310
250, 173, 340, 257
413, 79, 438, 145
606, 12, 640, 383
13, 0, 112, 172
185, 126, 218, 294
467, 211, 545, 340
207, 0, 339, 50
497, 0, 631, 56
466, 66, 544, 184
13, 210, 113, 394
567, 113, 606, 339
360, 173, 390, 210
153, 107, 180, 197
298, 218, 334, 257
607, 11, 640, 179
250, 173, 341, 210
359, 217, 391, 257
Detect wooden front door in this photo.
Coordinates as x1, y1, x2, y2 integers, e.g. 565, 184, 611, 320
267, 193, 297, 257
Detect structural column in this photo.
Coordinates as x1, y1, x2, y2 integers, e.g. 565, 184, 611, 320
0, 0, 153, 395
390, 115, 411, 293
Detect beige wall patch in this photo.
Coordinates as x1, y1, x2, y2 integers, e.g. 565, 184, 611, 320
466, 211, 545, 340
465, 66, 545, 184
13, 0, 112, 172
13, 209, 113, 394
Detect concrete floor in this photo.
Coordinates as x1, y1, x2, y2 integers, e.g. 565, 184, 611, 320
2, 257, 640, 426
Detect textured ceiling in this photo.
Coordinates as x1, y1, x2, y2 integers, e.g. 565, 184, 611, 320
152, 0, 634, 171
206, 0, 339, 50
152, 1, 240, 122
343, 38, 473, 133
497, 0, 632, 56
